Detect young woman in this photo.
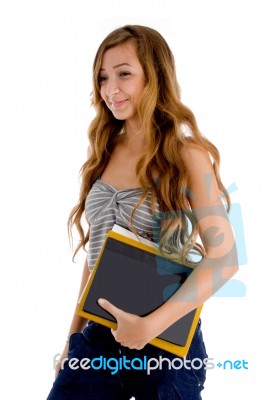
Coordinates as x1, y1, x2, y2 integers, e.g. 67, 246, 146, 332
47, 25, 238, 400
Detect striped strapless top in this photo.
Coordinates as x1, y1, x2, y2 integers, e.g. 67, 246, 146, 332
85, 179, 160, 271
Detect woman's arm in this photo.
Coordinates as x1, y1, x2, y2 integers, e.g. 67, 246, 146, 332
142, 144, 239, 336
55, 258, 90, 376
66, 258, 91, 336
98, 144, 239, 349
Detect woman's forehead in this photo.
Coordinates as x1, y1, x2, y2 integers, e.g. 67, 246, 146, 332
100, 41, 140, 70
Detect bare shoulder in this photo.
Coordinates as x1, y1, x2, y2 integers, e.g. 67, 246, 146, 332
179, 141, 221, 207
179, 142, 213, 172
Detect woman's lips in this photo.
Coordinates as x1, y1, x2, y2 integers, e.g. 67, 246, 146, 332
112, 99, 127, 108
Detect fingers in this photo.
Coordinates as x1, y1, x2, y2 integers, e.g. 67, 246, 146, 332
98, 298, 122, 319
97, 298, 147, 350
98, 299, 127, 345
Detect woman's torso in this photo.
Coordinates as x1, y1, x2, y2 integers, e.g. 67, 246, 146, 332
85, 135, 160, 271
85, 178, 159, 271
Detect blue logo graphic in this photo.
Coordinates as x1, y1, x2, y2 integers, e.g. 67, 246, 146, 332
151, 178, 247, 298
216, 359, 248, 370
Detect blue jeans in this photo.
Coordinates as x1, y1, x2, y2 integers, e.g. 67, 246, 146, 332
46, 320, 207, 399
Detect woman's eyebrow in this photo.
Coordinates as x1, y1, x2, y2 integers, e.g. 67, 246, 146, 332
100, 63, 133, 71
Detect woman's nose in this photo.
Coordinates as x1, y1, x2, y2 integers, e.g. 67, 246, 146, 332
106, 79, 120, 97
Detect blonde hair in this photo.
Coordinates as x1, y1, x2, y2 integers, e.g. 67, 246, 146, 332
68, 25, 230, 263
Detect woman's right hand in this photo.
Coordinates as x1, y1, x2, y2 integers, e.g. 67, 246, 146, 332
55, 342, 70, 379
53, 259, 90, 379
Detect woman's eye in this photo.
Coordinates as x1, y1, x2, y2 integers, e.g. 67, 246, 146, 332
119, 72, 130, 77
99, 76, 107, 84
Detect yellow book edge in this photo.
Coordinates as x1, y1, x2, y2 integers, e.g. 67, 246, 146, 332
76, 228, 203, 357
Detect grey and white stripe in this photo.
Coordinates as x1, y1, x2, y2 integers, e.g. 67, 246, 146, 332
85, 179, 160, 271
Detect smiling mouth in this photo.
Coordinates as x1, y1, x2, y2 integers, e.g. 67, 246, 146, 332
112, 99, 127, 108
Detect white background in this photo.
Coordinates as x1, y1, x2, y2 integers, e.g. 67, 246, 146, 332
0, 0, 264, 398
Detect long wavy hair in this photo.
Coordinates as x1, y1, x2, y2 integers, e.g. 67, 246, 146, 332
68, 25, 230, 264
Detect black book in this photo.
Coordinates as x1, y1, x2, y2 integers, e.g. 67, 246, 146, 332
77, 224, 202, 356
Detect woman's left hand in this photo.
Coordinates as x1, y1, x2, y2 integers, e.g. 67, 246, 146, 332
98, 298, 153, 350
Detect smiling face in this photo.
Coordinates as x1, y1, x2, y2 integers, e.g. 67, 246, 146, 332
99, 41, 146, 129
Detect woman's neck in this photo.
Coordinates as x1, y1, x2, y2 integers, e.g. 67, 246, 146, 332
121, 122, 146, 150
